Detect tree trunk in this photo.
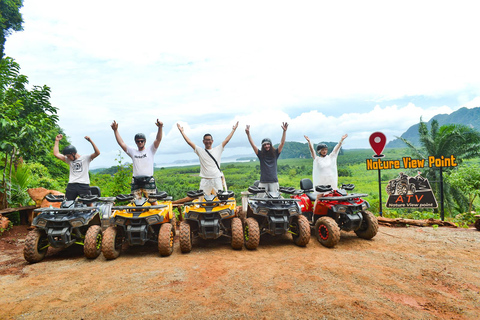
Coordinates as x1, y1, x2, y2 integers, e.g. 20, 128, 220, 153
377, 216, 456, 228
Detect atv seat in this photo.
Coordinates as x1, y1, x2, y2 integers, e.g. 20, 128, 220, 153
300, 179, 316, 202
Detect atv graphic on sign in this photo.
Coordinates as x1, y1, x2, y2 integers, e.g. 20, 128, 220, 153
385, 172, 438, 209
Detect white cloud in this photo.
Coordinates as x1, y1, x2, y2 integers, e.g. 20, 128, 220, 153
4, 0, 480, 168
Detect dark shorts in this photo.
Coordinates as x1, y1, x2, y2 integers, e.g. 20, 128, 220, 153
131, 176, 157, 194
65, 183, 92, 201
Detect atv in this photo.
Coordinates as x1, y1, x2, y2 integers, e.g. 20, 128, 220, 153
242, 183, 310, 250
101, 191, 175, 259
23, 186, 108, 263
179, 190, 243, 253
293, 178, 378, 248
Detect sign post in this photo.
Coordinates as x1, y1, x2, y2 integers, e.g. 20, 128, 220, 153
369, 132, 387, 217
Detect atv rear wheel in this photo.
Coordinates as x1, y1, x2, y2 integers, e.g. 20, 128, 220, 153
23, 229, 49, 263
354, 210, 378, 240
291, 215, 311, 247
314, 217, 340, 248
231, 217, 243, 250
179, 221, 192, 253
84, 225, 102, 259
244, 217, 260, 250
158, 223, 174, 256
102, 226, 123, 260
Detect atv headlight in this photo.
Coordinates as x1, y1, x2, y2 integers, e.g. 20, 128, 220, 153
36, 219, 47, 228
146, 216, 159, 225
70, 219, 84, 228
187, 212, 198, 220
288, 207, 298, 214
219, 210, 232, 219
257, 208, 268, 215
115, 217, 126, 225
335, 206, 347, 213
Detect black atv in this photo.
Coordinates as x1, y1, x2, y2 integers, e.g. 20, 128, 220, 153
23, 187, 108, 263
179, 190, 243, 253
243, 184, 310, 250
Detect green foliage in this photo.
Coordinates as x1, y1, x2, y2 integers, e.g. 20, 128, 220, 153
446, 164, 480, 213
0, 57, 60, 208
0, 0, 24, 57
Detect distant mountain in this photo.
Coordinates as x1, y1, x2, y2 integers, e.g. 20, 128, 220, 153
387, 107, 480, 148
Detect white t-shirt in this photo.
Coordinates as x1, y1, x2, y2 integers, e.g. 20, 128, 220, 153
65, 155, 92, 184
126, 144, 158, 177
194, 145, 224, 179
312, 142, 341, 190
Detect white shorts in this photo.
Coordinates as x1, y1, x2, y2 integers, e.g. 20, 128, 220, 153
200, 177, 223, 195
258, 182, 279, 197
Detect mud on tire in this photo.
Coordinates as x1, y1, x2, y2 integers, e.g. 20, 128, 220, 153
102, 226, 123, 260
291, 215, 310, 247
314, 216, 340, 248
354, 210, 379, 240
231, 217, 243, 250
179, 221, 193, 253
23, 229, 49, 263
84, 225, 102, 259
158, 223, 174, 257
244, 217, 260, 250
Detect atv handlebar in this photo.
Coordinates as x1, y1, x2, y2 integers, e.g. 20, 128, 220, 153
45, 194, 65, 202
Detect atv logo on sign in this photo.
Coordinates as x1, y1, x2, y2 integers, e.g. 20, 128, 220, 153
385, 172, 438, 209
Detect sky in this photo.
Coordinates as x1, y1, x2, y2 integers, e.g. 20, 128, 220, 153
5, 0, 480, 168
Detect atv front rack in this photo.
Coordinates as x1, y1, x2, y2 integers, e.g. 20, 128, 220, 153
34, 207, 97, 213
183, 199, 235, 206
112, 205, 168, 212
317, 193, 369, 201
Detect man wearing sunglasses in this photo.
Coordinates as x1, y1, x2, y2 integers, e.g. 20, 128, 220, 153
111, 119, 163, 198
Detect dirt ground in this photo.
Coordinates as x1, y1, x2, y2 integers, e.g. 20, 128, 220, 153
1, 224, 479, 320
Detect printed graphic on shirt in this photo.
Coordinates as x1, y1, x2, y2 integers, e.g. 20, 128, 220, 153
134, 154, 147, 159
72, 161, 83, 173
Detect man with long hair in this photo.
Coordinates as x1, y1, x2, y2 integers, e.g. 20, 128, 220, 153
245, 122, 288, 194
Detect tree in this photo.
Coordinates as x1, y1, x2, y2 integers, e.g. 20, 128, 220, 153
398, 118, 480, 215
446, 164, 480, 214
0, 57, 60, 208
0, 0, 24, 58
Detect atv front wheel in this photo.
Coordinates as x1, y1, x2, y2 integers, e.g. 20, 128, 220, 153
84, 225, 102, 259
291, 215, 311, 247
102, 226, 123, 260
314, 217, 340, 248
474, 219, 480, 231
24, 229, 49, 263
179, 221, 192, 253
231, 217, 243, 250
244, 218, 260, 250
354, 210, 378, 240
158, 223, 174, 257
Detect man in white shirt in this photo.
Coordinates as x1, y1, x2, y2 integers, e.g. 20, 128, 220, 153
53, 134, 100, 200
177, 121, 238, 195
111, 119, 163, 198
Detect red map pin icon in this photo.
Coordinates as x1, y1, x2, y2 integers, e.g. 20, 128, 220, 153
369, 132, 386, 158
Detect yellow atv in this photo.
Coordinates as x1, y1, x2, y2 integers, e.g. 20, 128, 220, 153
179, 190, 242, 253
102, 192, 175, 259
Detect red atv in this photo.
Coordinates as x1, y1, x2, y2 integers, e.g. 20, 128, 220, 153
293, 178, 378, 248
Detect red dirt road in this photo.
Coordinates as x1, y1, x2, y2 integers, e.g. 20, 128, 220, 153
1, 225, 480, 319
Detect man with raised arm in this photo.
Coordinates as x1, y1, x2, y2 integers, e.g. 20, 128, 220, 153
111, 119, 163, 198
177, 121, 239, 195
245, 122, 288, 194
53, 134, 100, 200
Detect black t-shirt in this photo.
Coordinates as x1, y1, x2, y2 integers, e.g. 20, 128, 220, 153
257, 149, 280, 183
